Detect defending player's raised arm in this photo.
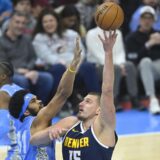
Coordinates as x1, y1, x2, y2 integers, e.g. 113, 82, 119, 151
31, 38, 82, 135
30, 116, 79, 146
95, 31, 117, 132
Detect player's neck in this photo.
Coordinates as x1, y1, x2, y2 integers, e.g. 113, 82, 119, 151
82, 117, 96, 131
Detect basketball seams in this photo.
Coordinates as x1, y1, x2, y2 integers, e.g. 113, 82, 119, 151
95, 2, 124, 30
100, 4, 114, 28
107, 5, 119, 30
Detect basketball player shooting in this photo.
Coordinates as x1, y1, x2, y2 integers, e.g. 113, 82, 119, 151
30, 30, 118, 160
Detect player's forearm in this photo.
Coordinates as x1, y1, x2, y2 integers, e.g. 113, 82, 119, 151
102, 52, 114, 94
30, 128, 51, 146
31, 116, 78, 145
42, 66, 77, 121
31, 38, 81, 134
56, 66, 77, 98
100, 51, 116, 128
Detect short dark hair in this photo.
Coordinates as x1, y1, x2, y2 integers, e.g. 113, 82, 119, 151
10, 10, 28, 18
59, 5, 81, 33
12, 0, 31, 7
0, 60, 14, 77
9, 90, 29, 119
60, 5, 80, 20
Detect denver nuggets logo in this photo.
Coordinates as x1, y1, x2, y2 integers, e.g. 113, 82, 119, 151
64, 137, 89, 149
72, 128, 79, 133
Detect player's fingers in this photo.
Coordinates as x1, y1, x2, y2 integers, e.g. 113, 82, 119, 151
62, 128, 68, 132
109, 30, 112, 38
103, 30, 107, 39
61, 128, 68, 135
98, 34, 103, 42
49, 131, 53, 140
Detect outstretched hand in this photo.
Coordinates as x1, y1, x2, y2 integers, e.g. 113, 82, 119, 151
98, 30, 117, 53
70, 37, 82, 71
49, 127, 68, 141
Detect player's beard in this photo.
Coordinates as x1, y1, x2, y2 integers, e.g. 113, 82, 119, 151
77, 112, 86, 121
27, 107, 40, 116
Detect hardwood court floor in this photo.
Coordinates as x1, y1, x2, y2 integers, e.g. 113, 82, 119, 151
112, 110, 160, 160
0, 146, 8, 160
112, 133, 160, 160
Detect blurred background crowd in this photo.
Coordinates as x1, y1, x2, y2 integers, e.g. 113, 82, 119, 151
0, 0, 160, 116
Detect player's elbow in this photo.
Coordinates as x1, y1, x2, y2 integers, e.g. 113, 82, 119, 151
57, 87, 72, 99
102, 88, 113, 96
30, 136, 40, 146
30, 137, 36, 145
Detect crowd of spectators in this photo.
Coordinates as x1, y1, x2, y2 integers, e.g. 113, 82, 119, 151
0, 0, 160, 115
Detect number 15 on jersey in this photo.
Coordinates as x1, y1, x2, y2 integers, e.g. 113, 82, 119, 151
69, 150, 81, 160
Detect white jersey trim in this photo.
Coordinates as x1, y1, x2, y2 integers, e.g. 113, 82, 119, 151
91, 126, 109, 149
80, 122, 87, 134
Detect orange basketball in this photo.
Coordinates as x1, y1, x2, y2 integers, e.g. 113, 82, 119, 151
95, 2, 124, 30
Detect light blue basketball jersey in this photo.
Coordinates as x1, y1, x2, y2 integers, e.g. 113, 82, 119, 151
25, 142, 55, 160
0, 109, 10, 145
6, 116, 34, 160
7, 115, 55, 160
24, 117, 60, 160
19, 116, 35, 159
25, 118, 56, 160
0, 83, 22, 96
6, 116, 23, 160
0, 83, 23, 159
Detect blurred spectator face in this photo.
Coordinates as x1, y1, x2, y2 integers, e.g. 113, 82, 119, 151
42, 14, 58, 34
32, 5, 44, 18
32, 5, 43, 18
9, 14, 27, 36
62, 15, 78, 29
81, 0, 97, 5
139, 13, 154, 31
15, 0, 31, 14
103, 0, 119, 3
32, 0, 49, 18
143, 0, 158, 7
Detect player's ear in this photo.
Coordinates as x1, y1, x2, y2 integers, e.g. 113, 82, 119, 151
24, 110, 30, 116
0, 74, 7, 80
96, 107, 101, 115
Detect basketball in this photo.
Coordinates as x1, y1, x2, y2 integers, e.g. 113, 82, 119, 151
95, 2, 124, 30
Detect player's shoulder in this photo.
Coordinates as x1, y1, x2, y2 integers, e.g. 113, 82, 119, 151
63, 116, 79, 123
